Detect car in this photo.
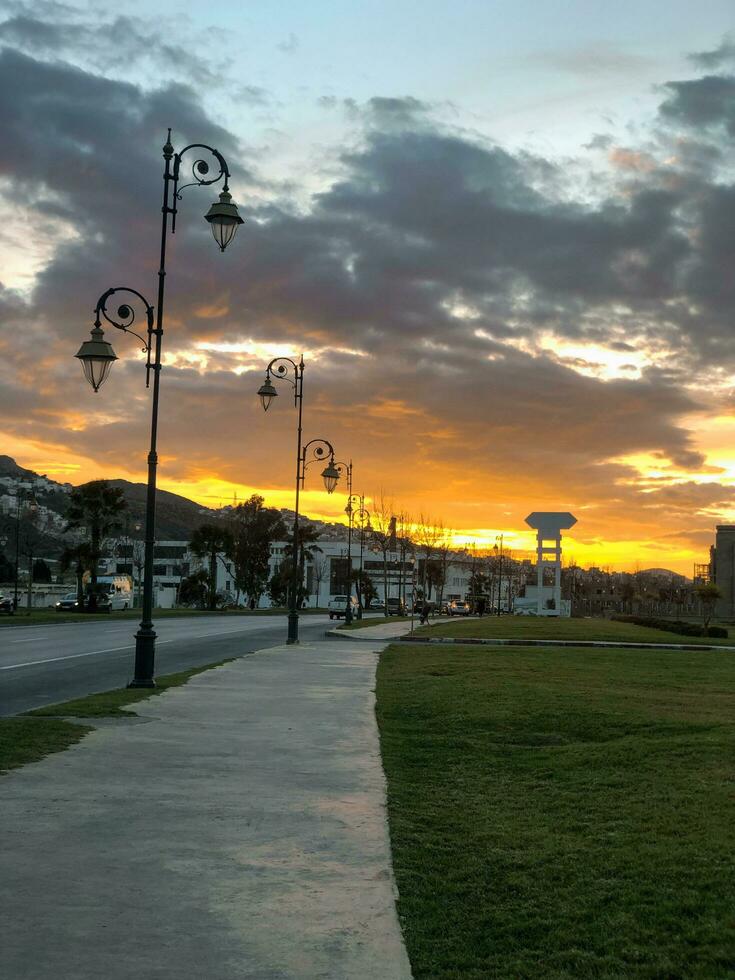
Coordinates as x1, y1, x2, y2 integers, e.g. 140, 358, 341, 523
327, 595, 359, 620
369, 599, 385, 612
0, 594, 14, 615
55, 592, 80, 612
385, 597, 406, 616
448, 600, 470, 616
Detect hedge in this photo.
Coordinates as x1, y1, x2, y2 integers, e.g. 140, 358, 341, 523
611, 614, 728, 639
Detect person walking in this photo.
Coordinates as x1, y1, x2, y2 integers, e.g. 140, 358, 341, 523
419, 600, 431, 626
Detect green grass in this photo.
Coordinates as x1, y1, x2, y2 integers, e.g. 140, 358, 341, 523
338, 615, 413, 630
421, 614, 733, 645
1, 659, 235, 772
0, 606, 329, 627
377, 642, 735, 978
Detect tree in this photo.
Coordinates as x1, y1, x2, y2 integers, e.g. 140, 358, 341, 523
369, 492, 395, 605
268, 560, 296, 607
32, 558, 52, 583
0, 548, 13, 583
59, 543, 95, 608
312, 554, 329, 607
189, 523, 232, 611
695, 583, 722, 630
228, 495, 286, 606
178, 570, 209, 609
352, 568, 378, 609
284, 522, 322, 608
416, 514, 441, 600
65, 480, 126, 611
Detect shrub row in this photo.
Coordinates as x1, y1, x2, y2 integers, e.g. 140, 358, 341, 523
611, 614, 728, 639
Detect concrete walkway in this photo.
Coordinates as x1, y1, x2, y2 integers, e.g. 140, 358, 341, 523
0, 639, 412, 980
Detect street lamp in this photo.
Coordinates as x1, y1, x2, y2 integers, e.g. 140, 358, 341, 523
256, 355, 341, 641
334, 461, 355, 624
494, 533, 504, 615
353, 499, 370, 619
76, 130, 242, 688
288, 439, 340, 642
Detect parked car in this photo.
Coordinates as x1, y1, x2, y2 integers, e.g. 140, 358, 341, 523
55, 592, 81, 612
385, 597, 406, 616
448, 600, 471, 616
369, 599, 385, 612
328, 595, 359, 620
0, 594, 14, 615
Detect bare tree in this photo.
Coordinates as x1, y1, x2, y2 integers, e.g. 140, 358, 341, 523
434, 521, 453, 609
312, 554, 328, 607
369, 492, 395, 608
416, 513, 441, 601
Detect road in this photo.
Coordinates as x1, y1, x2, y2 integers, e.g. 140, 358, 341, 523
0, 614, 333, 717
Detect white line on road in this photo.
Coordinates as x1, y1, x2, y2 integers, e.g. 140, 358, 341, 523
10, 636, 52, 643
0, 640, 174, 671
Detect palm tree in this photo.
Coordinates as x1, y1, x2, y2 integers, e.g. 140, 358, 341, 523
65, 480, 126, 611
284, 522, 322, 608
59, 542, 95, 608
189, 523, 232, 610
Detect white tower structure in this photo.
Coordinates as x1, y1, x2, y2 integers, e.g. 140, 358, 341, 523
525, 512, 577, 616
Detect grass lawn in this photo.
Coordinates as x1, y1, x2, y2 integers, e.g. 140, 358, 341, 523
1, 659, 234, 772
421, 614, 733, 646
377, 642, 735, 978
0, 606, 329, 627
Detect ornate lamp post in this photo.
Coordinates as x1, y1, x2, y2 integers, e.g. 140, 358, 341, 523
353, 498, 370, 619
287, 439, 340, 642
256, 356, 340, 641
334, 461, 355, 624
75, 131, 242, 687
494, 533, 504, 615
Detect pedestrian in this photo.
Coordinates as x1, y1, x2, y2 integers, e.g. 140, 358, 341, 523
476, 596, 485, 617
419, 600, 431, 626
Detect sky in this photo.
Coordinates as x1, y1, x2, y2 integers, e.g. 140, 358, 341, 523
1, 0, 735, 572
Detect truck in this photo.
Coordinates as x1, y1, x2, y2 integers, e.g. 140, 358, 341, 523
327, 595, 359, 620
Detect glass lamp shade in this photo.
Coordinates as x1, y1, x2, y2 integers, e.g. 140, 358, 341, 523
321, 460, 340, 494
205, 190, 244, 252
257, 377, 278, 411
75, 326, 118, 392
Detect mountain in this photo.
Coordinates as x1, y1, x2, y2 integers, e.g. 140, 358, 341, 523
0, 457, 349, 561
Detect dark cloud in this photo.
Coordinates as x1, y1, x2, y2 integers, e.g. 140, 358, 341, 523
1, 26, 735, 559
689, 35, 735, 70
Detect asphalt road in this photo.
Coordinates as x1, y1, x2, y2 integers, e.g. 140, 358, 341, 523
0, 614, 333, 717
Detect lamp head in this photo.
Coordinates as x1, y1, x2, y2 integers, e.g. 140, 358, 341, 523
204, 189, 243, 251
257, 376, 278, 411
321, 460, 340, 494
75, 325, 118, 392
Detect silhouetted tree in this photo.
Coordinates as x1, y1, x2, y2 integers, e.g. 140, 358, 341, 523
189, 524, 232, 610
65, 480, 126, 611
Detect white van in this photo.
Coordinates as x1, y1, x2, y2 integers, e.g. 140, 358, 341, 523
92, 575, 134, 610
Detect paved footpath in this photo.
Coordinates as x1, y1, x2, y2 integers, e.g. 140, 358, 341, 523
0, 634, 413, 980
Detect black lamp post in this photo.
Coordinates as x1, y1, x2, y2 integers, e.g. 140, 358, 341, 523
257, 356, 340, 641
354, 498, 370, 619
334, 461, 355, 624
495, 533, 504, 615
76, 131, 242, 687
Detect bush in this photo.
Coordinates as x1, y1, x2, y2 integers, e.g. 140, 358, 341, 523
611, 614, 727, 639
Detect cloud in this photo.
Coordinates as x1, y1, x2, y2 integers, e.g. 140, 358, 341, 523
1, 20, 735, 566
530, 42, 654, 77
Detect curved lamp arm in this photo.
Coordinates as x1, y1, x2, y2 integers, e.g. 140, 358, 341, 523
77, 286, 156, 392
301, 438, 339, 493
259, 355, 304, 409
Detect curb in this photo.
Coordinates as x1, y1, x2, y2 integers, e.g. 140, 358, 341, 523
398, 635, 735, 651
324, 628, 412, 642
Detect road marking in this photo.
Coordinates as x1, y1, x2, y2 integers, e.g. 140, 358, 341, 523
1, 639, 174, 671
10, 636, 51, 643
